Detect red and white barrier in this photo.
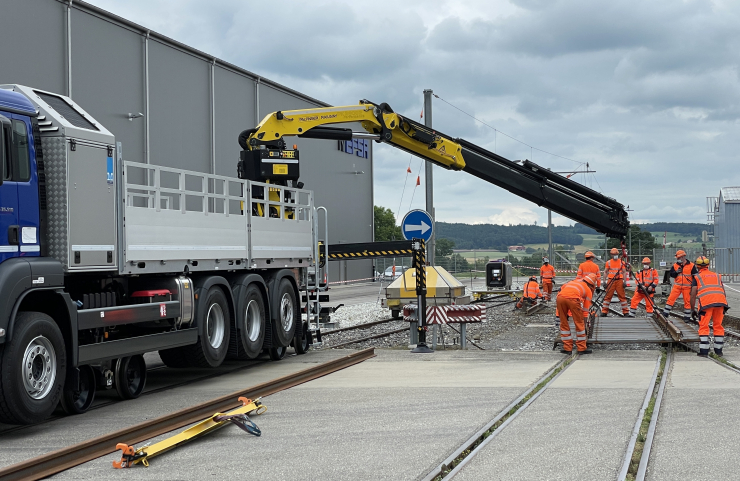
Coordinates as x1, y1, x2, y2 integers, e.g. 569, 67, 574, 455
403, 304, 486, 324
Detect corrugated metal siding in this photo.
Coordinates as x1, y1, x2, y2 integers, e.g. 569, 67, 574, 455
715, 190, 740, 274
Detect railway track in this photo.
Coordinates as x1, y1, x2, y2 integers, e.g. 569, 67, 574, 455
0, 348, 375, 481
320, 318, 409, 349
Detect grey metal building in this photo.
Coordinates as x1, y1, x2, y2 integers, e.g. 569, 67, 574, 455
712, 187, 740, 276
1, 0, 374, 281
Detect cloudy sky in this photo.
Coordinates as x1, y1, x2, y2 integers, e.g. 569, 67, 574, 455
92, 0, 740, 226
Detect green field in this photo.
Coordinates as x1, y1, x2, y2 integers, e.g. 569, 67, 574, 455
451, 232, 708, 260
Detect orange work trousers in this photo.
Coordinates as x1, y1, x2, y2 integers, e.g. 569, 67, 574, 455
698, 306, 725, 337
665, 285, 692, 319
557, 297, 587, 352
602, 279, 628, 315
542, 281, 553, 300
630, 290, 655, 313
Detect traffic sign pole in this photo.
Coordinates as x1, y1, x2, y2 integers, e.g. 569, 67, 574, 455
411, 238, 433, 353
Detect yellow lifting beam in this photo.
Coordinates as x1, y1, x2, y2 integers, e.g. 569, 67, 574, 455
113, 397, 266, 469
247, 103, 466, 171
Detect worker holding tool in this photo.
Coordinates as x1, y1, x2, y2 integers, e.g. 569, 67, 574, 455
663, 250, 699, 323
628, 257, 659, 317
540, 257, 556, 301
577, 251, 602, 289
557, 274, 597, 354
601, 247, 629, 316
690, 256, 729, 357
516, 276, 542, 309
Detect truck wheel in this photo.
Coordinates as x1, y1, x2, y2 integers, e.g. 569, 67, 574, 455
293, 321, 310, 355
273, 279, 298, 347
115, 355, 147, 400
231, 284, 266, 360
0, 312, 66, 425
391, 309, 401, 320
160, 287, 231, 368
60, 365, 96, 415
268, 345, 287, 361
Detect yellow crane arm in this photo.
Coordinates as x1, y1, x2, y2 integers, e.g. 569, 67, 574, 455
242, 101, 466, 171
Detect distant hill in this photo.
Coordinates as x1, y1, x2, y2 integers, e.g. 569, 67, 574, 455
637, 222, 711, 236
436, 223, 583, 250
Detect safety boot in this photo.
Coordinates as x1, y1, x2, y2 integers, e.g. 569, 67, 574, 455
578, 349, 593, 355
714, 348, 724, 357
697, 349, 709, 357
559, 349, 572, 354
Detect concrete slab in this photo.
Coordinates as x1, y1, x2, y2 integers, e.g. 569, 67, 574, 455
720, 345, 740, 366
646, 351, 740, 480
49, 350, 563, 481
455, 351, 660, 481
0, 349, 352, 468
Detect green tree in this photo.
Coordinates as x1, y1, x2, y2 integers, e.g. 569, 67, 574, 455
374, 206, 402, 241
599, 225, 660, 251
435, 238, 455, 257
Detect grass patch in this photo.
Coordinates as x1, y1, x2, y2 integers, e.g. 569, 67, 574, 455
710, 352, 740, 370
625, 350, 667, 480
433, 355, 576, 480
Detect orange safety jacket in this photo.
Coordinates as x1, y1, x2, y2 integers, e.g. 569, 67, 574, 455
604, 258, 626, 280
635, 268, 658, 289
540, 264, 556, 282
694, 269, 728, 310
559, 279, 592, 304
671, 262, 697, 288
577, 260, 602, 288
522, 280, 542, 299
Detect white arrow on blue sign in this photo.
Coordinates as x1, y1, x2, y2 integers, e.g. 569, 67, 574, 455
401, 209, 434, 242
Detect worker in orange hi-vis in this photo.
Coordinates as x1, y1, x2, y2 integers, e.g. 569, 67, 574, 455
601, 248, 629, 317
629, 257, 659, 317
557, 274, 597, 354
663, 250, 699, 323
539, 258, 556, 301
516, 276, 542, 309
690, 256, 729, 357
577, 251, 602, 289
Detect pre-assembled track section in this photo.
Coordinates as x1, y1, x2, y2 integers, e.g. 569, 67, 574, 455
0, 348, 375, 481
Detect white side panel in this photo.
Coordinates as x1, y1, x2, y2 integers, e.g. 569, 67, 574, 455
125, 207, 247, 261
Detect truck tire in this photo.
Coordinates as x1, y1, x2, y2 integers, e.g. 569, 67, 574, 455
273, 279, 298, 347
391, 309, 401, 320
60, 365, 96, 415
0, 312, 67, 425
293, 321, 310, 355
268, 345, 287, 361
230, 283, 266, 360
160, 287, 231, 368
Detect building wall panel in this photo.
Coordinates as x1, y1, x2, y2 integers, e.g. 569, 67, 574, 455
70, 8, 145, 163
0, 0, 66, 94
148, 40, 210, 172
214, 67, 254, 177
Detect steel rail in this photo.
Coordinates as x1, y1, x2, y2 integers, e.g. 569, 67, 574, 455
422, 353, 577, 481
0, 348, 375, 481
617, 353, 662, 481
328, 328, 408, 349
635, 349, 673, 481
322, 318, 396, 335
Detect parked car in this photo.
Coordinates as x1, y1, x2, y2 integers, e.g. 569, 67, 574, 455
382, 266, 407, 281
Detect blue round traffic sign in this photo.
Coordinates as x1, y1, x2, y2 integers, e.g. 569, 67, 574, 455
401, 209, 434, 242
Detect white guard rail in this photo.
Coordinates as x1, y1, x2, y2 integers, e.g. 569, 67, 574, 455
123, 162, 313, 264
